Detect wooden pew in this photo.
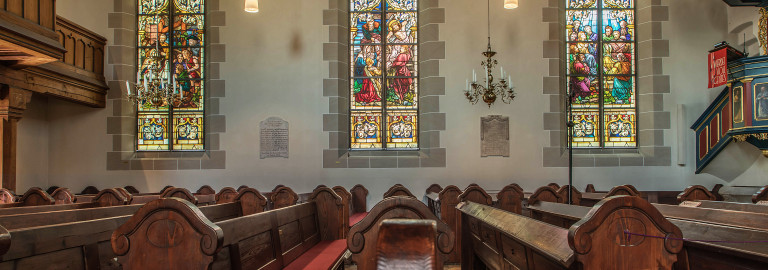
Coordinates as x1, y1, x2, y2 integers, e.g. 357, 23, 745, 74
681, 200, 768, 214
270, 186, 299, 209
350, 184, 368, 214
753, 185, 768, 204
425, 184, 442, 214
112, 187, 346, 270
0, 189, 15, 204
348, 196, 454, 270
215, 187, 238, 203
375, 219, 439, 270
556, 185, 582, 205
527, 186, 561, 206
383, 184, 416, 198
495, 183, 525, 214
581, 185, 637, 207
583, 184, 683, 205
677, 185, 718, 203
526, 198, 768, 269
459, 196, 683, 269
0, 188, 128, 217
49, 187, 75, 204
547, 182, 561, 190
437, 185, 461, 262
0, 188, 267, 269
80, 186, 99, 195
196, 185, 216, 195
123, 186, 140, 194
332, 186, 352, 236
0, 187, 54, 208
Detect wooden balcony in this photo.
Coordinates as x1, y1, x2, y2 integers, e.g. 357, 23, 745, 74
0, 0, 63, 67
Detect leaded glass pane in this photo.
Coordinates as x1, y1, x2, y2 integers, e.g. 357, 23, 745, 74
173, 80, 204, 110
138, 15, 170, 47
386, 0, 417, 11
172, 48, 204, 79
602, 43, 633, 74
386, 111, 418, 149
173, 15, 205, 46
602, 10, 634, 41
352, 0, 382, 12
567, 0, 597, 8
351, 13, 383, 45
139, 0, 169, 14
603, 75, 635, 108
385, 13, 417, 43
351, 111, 383, 149
138, 114, 170, 150
567, 49, 598, 75
569, 76, 598, 108
174, 0, 204, 13
603, 0, 633, 9
604, 110, 636, 147
173, 113, 204, 150
567, 10, 597, 42
572, 110, 600, 148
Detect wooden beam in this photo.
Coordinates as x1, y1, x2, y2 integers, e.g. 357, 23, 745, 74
0, 84, 30, 191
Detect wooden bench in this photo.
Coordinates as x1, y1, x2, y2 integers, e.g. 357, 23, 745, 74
680, 200, 768, 214
0, 187, 55, 208
677, 185, 719, 203
0, 188, 129, 216
459, 195, 684, 269
383, 184, 416, 198
495, 183, 525, 214
376, 219, 439, 270
0, 188, 266, 269
526, 198, 768, 269
348, 195, 454, 270
753, 185, 768, 204
112, 186, 347, 270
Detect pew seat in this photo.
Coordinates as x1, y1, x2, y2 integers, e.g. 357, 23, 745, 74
349, 212, 367, 227
283, 240, 348, 270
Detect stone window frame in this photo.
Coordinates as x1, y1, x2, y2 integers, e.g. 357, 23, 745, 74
323, 0, 446, 168
106, 0, 226, 170
543, 0, 671, 167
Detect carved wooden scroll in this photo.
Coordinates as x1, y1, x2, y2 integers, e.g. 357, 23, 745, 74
624, 184, 641, 195
196, 185, 215, 195
557, 185, 583, 205
234, 188, 267, 216
547, 183, 561, 190
332, 186, 352, 237
271, 184, 284, 192
711, 184, 724, 201
50, 187, 74, 204
348, 196, 454, 270
677, 185, 718, 203
351, 184, 369, 214
383, 184, 416, 199
80, 186, 99, 195
270, 186, 298, 209
315, 185, 328, 191
159, 186, 175, 195
376, 219, 439, 270
93, 188, 130, 206
161, 188, 198, 205
585, 184, 596, 193
124, 186, 140, 194
309, 187, 345, 241
112, 198, 224, 270
753, 185, 768, 203
496, 183, 524, 214
18, 187, 55, 206
568, 195, 684, 269
115, 187, 134, 204
0, 189, 15, 204
438, 185, 462, 263
459, 184, 493, 205
528, 186, 561, 206
606, 185, 640, 197
215, 187, 238, 204
426, 184, 443, 194
237, 185, 250, 192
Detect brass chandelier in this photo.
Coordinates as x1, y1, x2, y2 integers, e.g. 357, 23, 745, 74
463, 0, 516, 107
125, 28, 180, 107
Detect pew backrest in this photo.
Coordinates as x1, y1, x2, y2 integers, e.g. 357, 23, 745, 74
0, 187, 55, 208
80, 186, 99, 195
332, 186, 352, 237
585, 184, 596, 193
215, 187, 238, 203
348, 196, 454, 270
351, 184, 369, 213
605, 185, 639, 197
496, 183, 524, 214
270, 186, 298, 209
383, 184, 416, 198
0, 189, 15, 204
233, 187, 267, 215
528, 186, 561, 206
686, 200, 768, 214
114, 187, 134, 204
237, 185, 250, 192
196, 185, 215, 195
677, 185, 718, 203
753, 185, 768, 203
50, 187, 75, 204
376, 219, 439, 270
124, 186, 140, 194
459, 184, 492, 205
547, 183, 561, 190
557, 185, 582, 205
437, 185, 462, 262
426, 184, 443, 194
161, 187, 199, 204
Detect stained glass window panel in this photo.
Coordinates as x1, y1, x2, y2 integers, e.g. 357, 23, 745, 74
351, 111, 383, 149
603, 110, 636, 147
386, 111, 418, 149
351, 13, 383, 45
602, 10, 634, 41
567, 0, 597, 8
386, 79, 417, 109
601, 43, 633, 74
137, 0, 205, 151
567, 50, 598, 75
569, 76, 599, 108
138, 114, 170, 150
603, 0, 633, 9
603, 76, 635, 108
572, 110, 600, 148
386, 0, 417, 11
385, 13, 417, 43
352, 0, 382, 12
566, 10, 598, 42
173, 113, 204, 150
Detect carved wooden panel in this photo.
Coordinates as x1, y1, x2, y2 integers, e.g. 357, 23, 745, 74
585, 184, 596, 193
332, 186, 351, 237
161, 188, 198, 205
80, 186, 99, 195
496, 184, 524, 214
18, 187, 54, 206
93, 188, 130, 206
383, 184, 415, 199
556, 185, 582, 205
376, 219, 438, 270
528, 186, 561, 206
50, 187, 74, 204
0, 188, 15, 204
459, 184, 493, 206
196, 185, 215, 195
547, 183, 561, 190
235, 188, 267, 216
426, 184, 443, 194
438, 185, 462, 263
350, 184, 369, 214
606, 185, 639, 197
270, 186, 298, 209
124, 186, 140, 194
55, 17, 105, 74
309, 187, 345, 241
215, 187, 238, 204
753, 185, 768, 203
677, 185, 717, 203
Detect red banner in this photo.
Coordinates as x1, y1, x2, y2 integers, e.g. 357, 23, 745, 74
708, 48, 728, 88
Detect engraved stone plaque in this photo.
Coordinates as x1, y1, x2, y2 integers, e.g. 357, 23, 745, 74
481, 115, 510, 157
260, 117, 289, 159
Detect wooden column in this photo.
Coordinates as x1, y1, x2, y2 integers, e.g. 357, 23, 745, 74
0, 84, 31, 191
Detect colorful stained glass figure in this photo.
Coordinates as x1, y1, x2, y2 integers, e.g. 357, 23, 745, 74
572, 110, 600, 148
138, 114, 170, 150
567, 0, 597, 8
386, 111, 417, 149
604, 110, 636, 147
351, 112, 383, 149
137, 0, 205, 151
350, 0, 418, 150
173, 113, 204, 150
567, 0, 635, 148
352, 0, 382, 12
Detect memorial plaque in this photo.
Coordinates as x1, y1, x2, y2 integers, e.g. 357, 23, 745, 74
260, 117, 289, 159
481, 115, 510, 157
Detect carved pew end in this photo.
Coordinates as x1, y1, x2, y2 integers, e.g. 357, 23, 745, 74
376, 219, 439, 270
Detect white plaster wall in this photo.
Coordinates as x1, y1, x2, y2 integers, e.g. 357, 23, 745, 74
16, 95, 49, 191
15, 0, 767, 203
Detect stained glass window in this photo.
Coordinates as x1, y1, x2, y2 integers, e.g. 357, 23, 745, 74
350, 0, 418, 150
137, 0, 205, 151
566, 0, 636, 148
